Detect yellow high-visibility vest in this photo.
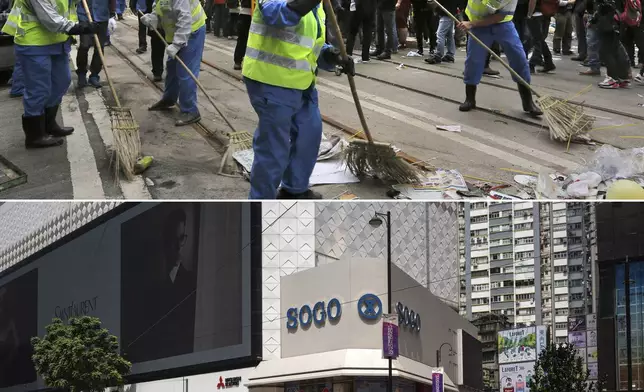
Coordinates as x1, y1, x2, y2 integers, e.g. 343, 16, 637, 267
242, 0, 325, 90
155, 0, 207, 42
2, 0, 72, 45
465, 0, 513, 23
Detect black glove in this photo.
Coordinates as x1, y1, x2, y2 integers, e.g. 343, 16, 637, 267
323, 46, 355, 76
67, 21, 99, 35
286, 0, 320, 16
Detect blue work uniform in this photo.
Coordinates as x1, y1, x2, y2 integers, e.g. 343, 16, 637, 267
243, 2, 336, 199
10, 45, 24, 97
162, 26, 205, 114
463, 0, 531, 86
117, 0, 126, 13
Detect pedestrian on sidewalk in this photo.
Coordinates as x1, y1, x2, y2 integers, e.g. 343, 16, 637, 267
346, 0, 376, 61
513, 0, 529, 55
232, 0, 252, 69
617, 0, 644, 67
212, 0, 228, 35
553, 0, 574, 54
395, 0, 410, 49
241, 0, 355, 199
76, 0, 116, 88
371, 0, 396, 58
2, 0, 98, 148
140, 0, 207, 126
424, 0, 459, 64
458, 0, 543, 116
133, 0, 150, 52
579, 0, 602, 73
571, 0, 587, 60
411, 0, 430, 53
204, 0, 214, 32
592, 0, 632, 87
225, 0, 239, 37
527, 0, 556, 73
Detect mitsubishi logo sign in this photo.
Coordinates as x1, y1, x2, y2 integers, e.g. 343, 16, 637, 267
217, 376, 242, 389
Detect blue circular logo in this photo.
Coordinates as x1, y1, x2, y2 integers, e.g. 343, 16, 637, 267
357, 293, 383, 320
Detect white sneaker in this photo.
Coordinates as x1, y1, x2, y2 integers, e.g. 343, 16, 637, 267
634, 74, 644, 85
598, 76, 619, 89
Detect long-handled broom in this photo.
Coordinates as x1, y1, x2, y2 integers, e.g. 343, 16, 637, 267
139, 11, 252, 177
81, 0, 141, 181
323, 0, 421, 184
431, 1, 595, 144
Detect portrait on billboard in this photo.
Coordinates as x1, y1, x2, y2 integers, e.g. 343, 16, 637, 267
120, 203, 244, 365
0, 269, 38, 388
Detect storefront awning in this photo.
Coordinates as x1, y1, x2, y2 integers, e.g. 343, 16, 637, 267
246, 349, 459, 392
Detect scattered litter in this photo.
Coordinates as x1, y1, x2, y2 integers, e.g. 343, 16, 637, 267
436, 125, 462, 133
318, 134, 346, 160
334, 191, 359, 200
389, 169, 468, 199
406, 51, 423, 57
309, 160, 360, 185
397, 63, 405, 70
514, 174, 537, 187
421, 169, 468, 191
145, 177, 155, 186
134, 156, 154, 174
489, 190, 523, 200
390, 184, 446, 200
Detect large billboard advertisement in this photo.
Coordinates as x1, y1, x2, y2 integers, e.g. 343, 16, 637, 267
499, 362, 535, 392
0, 202, 261, 392
498, 327, 538, 364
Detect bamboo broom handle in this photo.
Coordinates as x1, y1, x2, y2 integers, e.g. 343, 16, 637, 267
80, 0, 123, 107
322, 0, 375, 144
432, 1, 541, 98
140, 11, 237, 133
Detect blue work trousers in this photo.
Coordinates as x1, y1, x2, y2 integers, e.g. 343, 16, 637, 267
117, 0, 126, 14
464, 21, 531, 86
17, 50, 71, 116
436, 16, 455, 58
10, 52, 24, 96
245, 79, 323, 200
586, 24, 600, 71
162, 26, 206, 114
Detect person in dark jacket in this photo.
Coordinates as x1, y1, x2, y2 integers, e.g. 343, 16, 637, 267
346, 0, 376, 61
571, 0, 587, 60
579, 0, 602, 74
371, 0, 396, 58
527, 0, 556, 73
592, 0, 632, 87
553, 0, 574, 54
410, 0, 431, 54
226, 0, 239, 38
233, 0, 252, 69
76, 0, 117, 88
616, 0, 644, 66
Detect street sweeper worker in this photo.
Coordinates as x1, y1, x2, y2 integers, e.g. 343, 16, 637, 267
241, 0, 356, 200
2, 0, 99, 149
140, 0, 207, 126
457, 0, 542, 116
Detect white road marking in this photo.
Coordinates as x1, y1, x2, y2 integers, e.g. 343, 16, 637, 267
204, 41, 578, 172
84, 89, 153, 199
60, 93, 107, 199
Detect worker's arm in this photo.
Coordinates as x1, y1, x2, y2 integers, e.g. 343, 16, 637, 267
28, 0, 77, 32
170, 0, 194, 47
257, 0, 321, 27
318, 44, 355, 74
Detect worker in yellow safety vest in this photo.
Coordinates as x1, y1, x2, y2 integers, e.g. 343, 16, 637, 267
140, 0, 207, 126
2, 0, 98, 149
241, 0, 355, 199
457, 0, 542, 116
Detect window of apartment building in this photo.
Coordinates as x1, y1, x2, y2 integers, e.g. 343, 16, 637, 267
555, 322, 568, 329
490, 224, 511, 233
491, 252, 512, 260
516, 251, 534, 259
490, 211, 502, 218
553, 237, 567, 245
570, 293, 584, 301
554, 251, 567, 259
471, 237, 488, 245
569, 279, 583, 287
482, 352, 496, 363
516, 293, 533, 301
556, 337, 568, 344
516, 279, 535, 287
472, 202, 487, 210
569, 250, 582, 258
568, 222, 582, 229
471, 216, 489, 223
515, 265, 535, 274
515, 237, 534, 245
569, 265, 583, 273
490, 282, 501, 289
490, 238, 513, 246
492, 295, 502, 303
472, 256, 489, 265
514, 223, 533, 231
473, 284, 490, 292
471, 270, 489, 278
515, 209, 533, 218
570, 307, 585, 316
517, 308, 535, 316
503, 280, 514, 288
490, 267, 500, 274
553, 209, 567, 217
472, 297, 490, 305
555, 280, 568, 287
555, 294, 568, 302
471, 229, 487, 237
556, 308, 569, 316
543, 311, 551, 319
554, 266, 568, 273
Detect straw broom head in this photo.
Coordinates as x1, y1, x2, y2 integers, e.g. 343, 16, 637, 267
345, 139, 422, 184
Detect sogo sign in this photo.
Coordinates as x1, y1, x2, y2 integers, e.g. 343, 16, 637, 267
396, 302, 421, 332
286, 298, 342, 330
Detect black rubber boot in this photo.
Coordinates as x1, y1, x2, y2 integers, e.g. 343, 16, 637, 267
518, 83, 543, 117
44, 105, 74, 137
276, 189, 323, 199
149, 99, 175, 111
175, 112, 201, 126
23, 115, 63, 149
459, 84, 477, 112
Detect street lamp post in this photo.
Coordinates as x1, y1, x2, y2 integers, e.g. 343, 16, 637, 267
436, 342, 453, 368
625, 256, 633, 392
369, 211, 393, 392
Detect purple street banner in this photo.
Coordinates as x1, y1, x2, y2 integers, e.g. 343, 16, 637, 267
382, 314, 399, 359
432, 368, 444, 392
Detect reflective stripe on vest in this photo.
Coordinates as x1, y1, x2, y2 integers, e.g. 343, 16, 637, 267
1, 0, 71, 45
241, 2, 325, 90
155, 0, 206, 42
465, 0, 513, 22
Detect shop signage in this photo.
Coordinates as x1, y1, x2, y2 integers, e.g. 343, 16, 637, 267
357, 293, 383, 320
286, 298, 342, 330
217, 376, 242, 389
432, 368, 444, 392
382, 313, 399, 359
395, 302, 421, 332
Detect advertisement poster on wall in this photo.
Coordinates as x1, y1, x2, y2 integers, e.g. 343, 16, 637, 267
382, 314, 399, 359
568, 332, 587, 348
499, 362, 534, 392
587, 347, 598, 363
498, 328, 538, 364
586, 314, 597, 331
587, 330, 597, 347
587, 363, 598, 379
432, 368, 444, 392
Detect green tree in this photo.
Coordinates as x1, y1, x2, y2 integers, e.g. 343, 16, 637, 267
31, 316, 131, 392
529, 343, 601, 392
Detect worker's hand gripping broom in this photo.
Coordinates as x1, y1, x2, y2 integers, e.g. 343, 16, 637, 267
322, 0, 421, 184
431, 1, 594, 145
139, 10, 252, 177
81, 0, 141, 181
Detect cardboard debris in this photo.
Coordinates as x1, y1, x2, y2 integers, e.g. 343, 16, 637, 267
436, 125, 462, 133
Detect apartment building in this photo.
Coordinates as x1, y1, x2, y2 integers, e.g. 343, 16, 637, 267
458, 202, 596, 342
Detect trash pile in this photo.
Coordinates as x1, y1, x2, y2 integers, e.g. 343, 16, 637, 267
534, 145, 644, 200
